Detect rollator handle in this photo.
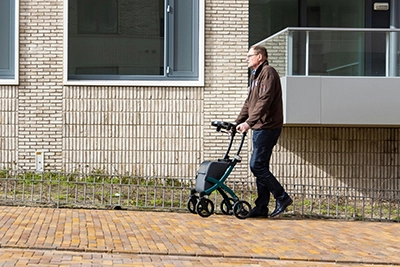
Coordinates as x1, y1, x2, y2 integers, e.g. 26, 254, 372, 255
211, 121, 237, 134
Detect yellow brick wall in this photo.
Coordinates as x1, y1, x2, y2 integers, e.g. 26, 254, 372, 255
0, 0, 399, 195
63, 86, 204, 177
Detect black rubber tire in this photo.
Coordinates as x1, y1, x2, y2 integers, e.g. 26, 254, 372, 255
187, 196, 199, 214
196, 198, 214, 218
233, 200, 251, 219
220, 198, 235, 215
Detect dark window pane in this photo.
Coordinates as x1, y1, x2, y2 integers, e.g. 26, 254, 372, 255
174, 0, 194, 72
0, 0, 15, 79
69, 0, 164, 77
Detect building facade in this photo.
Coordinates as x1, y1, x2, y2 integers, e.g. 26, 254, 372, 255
1, 0, 399, 200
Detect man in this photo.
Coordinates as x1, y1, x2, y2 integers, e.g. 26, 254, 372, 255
235, 45, 292, 218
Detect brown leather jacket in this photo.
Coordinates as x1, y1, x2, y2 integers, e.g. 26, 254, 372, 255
235, 61, 283, 129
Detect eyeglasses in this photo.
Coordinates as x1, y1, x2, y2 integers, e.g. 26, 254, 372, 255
246, 54, 258, 59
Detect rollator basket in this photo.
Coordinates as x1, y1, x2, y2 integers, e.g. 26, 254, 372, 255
195, 161, 229, 193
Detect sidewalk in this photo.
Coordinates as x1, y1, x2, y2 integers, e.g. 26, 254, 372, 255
0, 206, 399, 266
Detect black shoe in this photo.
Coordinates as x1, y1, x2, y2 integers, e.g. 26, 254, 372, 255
248, 207, 269, 218
270, 196, 293, 217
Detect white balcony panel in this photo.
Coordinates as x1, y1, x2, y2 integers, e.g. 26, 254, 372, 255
282, 76, 400, 126
282, 76, 321, 124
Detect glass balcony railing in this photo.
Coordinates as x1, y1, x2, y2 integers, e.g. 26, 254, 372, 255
257, 27, 400, 77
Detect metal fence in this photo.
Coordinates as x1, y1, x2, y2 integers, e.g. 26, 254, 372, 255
0, 170, 399, 222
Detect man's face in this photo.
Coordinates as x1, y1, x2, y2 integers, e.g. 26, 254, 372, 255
246, 48, 261, 70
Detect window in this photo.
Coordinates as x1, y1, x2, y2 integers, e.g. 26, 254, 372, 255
77, 0, 118, 34
66, 0, 204, 86
249, 0, 365, 44
0, 0, 18, 84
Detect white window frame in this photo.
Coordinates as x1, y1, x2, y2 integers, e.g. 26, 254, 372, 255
63, 0, 204, 87
0, 0, 19, 85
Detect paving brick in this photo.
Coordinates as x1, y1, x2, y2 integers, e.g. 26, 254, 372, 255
0, 206, 399, 266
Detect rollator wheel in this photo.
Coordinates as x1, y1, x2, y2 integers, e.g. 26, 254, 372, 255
220, 198, 235, 215
233, 200, 251, 219
196, 198, 214, 218
187, 195, 199, 214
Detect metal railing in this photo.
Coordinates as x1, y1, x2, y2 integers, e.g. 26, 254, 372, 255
1, 170, 399, 222
256, 27, 400, 77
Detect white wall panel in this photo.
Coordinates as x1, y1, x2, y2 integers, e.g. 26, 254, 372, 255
283, 76, 400, 126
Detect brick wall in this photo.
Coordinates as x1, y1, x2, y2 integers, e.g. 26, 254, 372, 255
0, 0, 399, 194
63, 86, 204, 177
17, 0, 64, 170
203, 0, 250, 180
276, 127, 400, 195
0, 86, 18, 168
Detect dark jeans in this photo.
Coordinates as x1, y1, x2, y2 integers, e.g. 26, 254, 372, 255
250, 128, 286, 209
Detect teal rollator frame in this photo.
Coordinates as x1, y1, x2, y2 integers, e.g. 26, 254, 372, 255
187, 121, 252, 219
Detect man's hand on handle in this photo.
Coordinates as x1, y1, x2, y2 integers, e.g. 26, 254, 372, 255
236, 122, 250, 133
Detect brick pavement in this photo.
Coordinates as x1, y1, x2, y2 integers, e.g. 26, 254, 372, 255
0, 206, 399, 266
